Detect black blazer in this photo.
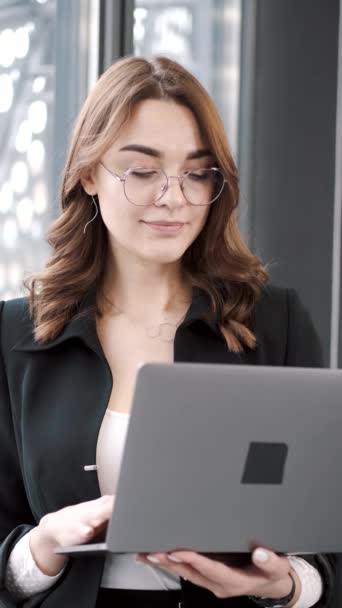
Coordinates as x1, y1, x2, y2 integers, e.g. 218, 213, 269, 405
0, 284, 336, 608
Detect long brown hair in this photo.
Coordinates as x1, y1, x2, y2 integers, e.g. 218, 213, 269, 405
27, 55, 268, 351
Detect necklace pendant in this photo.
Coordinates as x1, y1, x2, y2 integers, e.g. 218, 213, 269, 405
146, 325, 160, 339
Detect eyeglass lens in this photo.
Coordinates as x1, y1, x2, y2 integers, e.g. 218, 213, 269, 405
123, 168, 225, 206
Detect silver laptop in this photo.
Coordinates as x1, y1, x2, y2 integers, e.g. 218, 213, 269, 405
56, 363, 342, 557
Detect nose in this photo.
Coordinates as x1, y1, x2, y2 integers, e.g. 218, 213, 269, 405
154, 176, 187, 209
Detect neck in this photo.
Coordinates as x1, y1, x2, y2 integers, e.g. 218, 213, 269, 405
99, 251, 191, 322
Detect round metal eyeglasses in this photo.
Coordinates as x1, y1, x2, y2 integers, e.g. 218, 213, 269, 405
99, 161, 227, 207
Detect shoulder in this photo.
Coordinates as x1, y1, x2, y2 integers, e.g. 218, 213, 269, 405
253, 283, 323, 367
255, 283, 287, 312
256, 282, 299, 308
0, 297, 33, 351
254, 283, 290, 339
255, 282, 309, 324
1, 296, 31, 323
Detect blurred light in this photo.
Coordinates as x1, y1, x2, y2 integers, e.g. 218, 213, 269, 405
28, 100, 47, 134
33, 181, 48, 214
134, 8, 148, 42
27, 140, 45, 175
135, 7, 148, 18
36, 0, 48, 3
2, 291, 14, 301
10, 69, 20, 81
15, 27, 30, 59
33, 76, 46, 93
11, 161, 29, 194
0, 29, 16, 68
16, 197, 34, 232
0, 182, 13, 213
3, 218, 18, 249
16, 120, 32, 153
223, 7, 241, 23
8, 262, 22, 288
26, 22, 35, 33
0, 74, 14, 113
31, 219, 43, 240
0, 264, 5, 290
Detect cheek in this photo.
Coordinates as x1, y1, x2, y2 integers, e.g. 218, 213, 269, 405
99, 195, 139, 239
191, 207, 210, 238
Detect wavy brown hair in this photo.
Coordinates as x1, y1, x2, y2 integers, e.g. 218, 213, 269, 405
27, 55, 268, 351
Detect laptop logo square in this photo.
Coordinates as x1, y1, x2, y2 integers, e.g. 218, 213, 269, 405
241, 442, 288, 484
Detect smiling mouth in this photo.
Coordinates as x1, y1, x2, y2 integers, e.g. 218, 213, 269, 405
142, 221, 185, 226
141, 220, 186, 233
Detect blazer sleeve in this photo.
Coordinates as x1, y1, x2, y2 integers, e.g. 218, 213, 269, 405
285, 288, 336, 607
0, 300, 38, 606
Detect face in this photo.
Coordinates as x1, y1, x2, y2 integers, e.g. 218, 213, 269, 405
82, 99, 212, 266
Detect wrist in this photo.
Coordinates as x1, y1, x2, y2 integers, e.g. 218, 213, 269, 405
30, 526, 67, 577
285, 570, 301, 607
263, 569, 301, 601
248, 570, 301, 607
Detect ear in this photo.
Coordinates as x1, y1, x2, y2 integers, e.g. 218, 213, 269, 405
80, 167, 97, 196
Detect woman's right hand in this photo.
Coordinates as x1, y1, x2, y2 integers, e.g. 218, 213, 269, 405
29, 495, 114, 576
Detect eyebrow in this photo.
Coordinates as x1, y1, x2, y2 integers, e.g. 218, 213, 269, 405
119, 144, 212, 160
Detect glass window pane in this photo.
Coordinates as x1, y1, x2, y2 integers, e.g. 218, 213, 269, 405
0, 0, 57, 301
0, 0, 97, 302
133, 0, 242, 157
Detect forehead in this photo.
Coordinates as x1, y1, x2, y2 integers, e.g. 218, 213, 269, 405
112, 98, 206, 156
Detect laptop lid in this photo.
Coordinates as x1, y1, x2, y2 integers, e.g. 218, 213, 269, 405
105, 362, 342, 554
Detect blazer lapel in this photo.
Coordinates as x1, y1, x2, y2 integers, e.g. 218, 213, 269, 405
11, 290, 111, 512
175, 288, 248, 365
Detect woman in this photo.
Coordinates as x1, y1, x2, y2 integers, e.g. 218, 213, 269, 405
0, 55, 335, 608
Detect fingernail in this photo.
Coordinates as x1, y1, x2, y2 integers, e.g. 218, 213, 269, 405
168, 555, 183, 563
253, 548, 269, 563
147, 555, 160, 564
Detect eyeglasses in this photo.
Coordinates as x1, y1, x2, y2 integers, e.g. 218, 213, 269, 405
99, 161, 227, 206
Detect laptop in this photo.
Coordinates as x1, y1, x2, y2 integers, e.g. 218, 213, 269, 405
55, 362, 342, 557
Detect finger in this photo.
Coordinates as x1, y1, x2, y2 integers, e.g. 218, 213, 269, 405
84, 495, 114, 527
59, 497, 114, 543
77, 495, 114, 510
93, 495, 115, 513
166, 551, 236, 585
52, 520, 96, 547
251, 548, 290, 581
91, 499, 114, 524
98, 494, 115, 504
39, 496, 114, 549
139, 555, 219, 594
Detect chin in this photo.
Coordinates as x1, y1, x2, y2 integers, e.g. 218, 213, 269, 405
140, 244, 188, 265
144, 252, 184, 264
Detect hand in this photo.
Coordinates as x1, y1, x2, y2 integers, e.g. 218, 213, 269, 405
137, 547, 300, 604
30, 495, 114, 576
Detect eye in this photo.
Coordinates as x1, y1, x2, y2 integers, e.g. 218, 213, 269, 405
186, 169, 211, 181
129, 169, 159, 179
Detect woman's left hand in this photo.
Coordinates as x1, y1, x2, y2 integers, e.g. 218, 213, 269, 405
136, 547, 299, 602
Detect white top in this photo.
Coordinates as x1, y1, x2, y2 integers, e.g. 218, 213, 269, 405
5, 409, 323, 605
96, 409, 180, 590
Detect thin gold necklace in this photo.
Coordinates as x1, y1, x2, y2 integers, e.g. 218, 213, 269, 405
144, 312, 187, 342
105, 298, 189, 343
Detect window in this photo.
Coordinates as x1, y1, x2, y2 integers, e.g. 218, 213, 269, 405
0, 0, 98, 301
133, 0, 242, 157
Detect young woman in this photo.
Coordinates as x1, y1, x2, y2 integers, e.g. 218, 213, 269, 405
0, 55, 335, 608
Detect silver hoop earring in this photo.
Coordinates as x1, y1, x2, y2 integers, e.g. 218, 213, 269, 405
83, 196, 99, 234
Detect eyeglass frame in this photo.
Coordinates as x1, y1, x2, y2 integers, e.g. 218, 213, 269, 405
99, 160, 228, 207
